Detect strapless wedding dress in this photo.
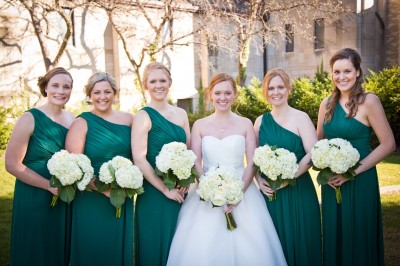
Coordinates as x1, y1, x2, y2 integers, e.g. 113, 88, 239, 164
167, 135, 287, 266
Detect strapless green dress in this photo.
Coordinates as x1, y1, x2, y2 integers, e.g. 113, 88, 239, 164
10, 108, 71, 266
259, 112, 322, 266
322, 104, 384, 266
69, 112, 133, 266
135, 106, 187, 266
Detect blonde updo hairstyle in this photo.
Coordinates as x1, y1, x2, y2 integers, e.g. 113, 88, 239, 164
208, 73, 237, 101
37, 67, 73, 97
261, 68, 291, 104
141, 62, 172, 90
84, 72, 118, 97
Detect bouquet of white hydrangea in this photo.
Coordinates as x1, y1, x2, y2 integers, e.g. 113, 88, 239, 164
311, 138, 360, 204
253, 145, 299, 201
95, 156, 144, 218
197, 166, 244, 231
155, 141, 197, 189
47, 150, 94, 206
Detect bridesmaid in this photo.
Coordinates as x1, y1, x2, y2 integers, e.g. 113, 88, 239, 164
254, 68, 322, 266
65, 72, 134, 266
5, 67, 75, 266
132, 62, 190, 266
317, 48, 395, 266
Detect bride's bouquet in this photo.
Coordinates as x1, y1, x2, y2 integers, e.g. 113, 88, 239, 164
253, 145, 299, 201
155, 141, 197, 189
311, 138, 360, 204
197, 166, 244, 231
95, 156, 144, 218
47, 150, 94, 206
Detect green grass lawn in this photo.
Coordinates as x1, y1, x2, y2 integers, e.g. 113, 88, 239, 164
0, 151, 399, 266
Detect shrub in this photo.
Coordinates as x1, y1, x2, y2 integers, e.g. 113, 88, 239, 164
0, 106, 14, 150
290, 63, 332, 125
364, 66, 400, 148
232, 77, 270, 122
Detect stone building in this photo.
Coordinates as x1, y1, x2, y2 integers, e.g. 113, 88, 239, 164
265, 0, 399, 79
0, 0, 398, 112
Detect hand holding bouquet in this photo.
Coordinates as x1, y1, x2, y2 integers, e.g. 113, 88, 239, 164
253, 145, 299, 201
47, 150, 94, 206
197, 166, 244, 231
155, 141, 197, 189
311, 138, 361, 204
95, 156, 144, 218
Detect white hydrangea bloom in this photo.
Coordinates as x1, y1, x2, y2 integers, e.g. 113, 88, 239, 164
311, 138, 360, 174
99, 162, 115, 184
155, 142, 197, 180
254, 145, 298, 181
111, 156, 133, 170
47, 150, 94, 188
197, 166, 244, 207
115, 165, 144, 189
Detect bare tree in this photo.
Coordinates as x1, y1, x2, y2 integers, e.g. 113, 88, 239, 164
12, 0, 75, 71
91, 0, 205, 104
194, 0, 344, 86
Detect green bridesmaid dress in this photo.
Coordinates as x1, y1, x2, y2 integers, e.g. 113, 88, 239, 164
10, 108, 71, 266
135, 106, 186, 266
69, 112, 133, 266
322, 104, 384, 266
259, 112, 322, 266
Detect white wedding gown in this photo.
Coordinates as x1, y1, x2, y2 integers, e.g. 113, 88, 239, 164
167, 135, 287, 266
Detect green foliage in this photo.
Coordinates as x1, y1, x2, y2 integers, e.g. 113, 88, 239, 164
198, 79, 205, 115
364, 66, 400, 147
0, 90, 31, 150
0, 106, 14, 150
232, 77, 270, 122
289, 65, 332, 125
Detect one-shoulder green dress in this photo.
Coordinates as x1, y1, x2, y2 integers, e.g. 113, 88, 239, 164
10, 108, 71, 266
259, 112, 322, 266
135, 106, 187, 266
69, 112, 133, 266
322, 104, 384, 266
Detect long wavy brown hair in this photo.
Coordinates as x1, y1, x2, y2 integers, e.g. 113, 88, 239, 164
325, 48, 367, 123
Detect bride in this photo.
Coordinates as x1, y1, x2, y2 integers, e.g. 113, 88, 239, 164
167, 73, 287, 266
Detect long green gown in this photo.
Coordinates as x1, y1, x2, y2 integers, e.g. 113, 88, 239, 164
135, 106, 186, 266
69, 112, 133, 266
259, 112, 322, 266
322, 104, 384, 266
10, 108, 71, 266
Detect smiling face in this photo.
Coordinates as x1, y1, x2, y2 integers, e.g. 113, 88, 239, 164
210, 80, 237, 111
90, 81, 115, 112
145, 69, 171, 101
45, 74, 73, 106
266, 75, 289, 107
332, 58, 360, 94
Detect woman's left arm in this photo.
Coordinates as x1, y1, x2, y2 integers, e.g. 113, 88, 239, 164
354, 94, 396, 175
296, 112, 318, 177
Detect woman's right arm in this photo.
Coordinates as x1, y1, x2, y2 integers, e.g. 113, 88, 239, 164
65, 118, 87, 154
5, 112, 57, 195
131, 111, 184, 203
316, 98, 328, 140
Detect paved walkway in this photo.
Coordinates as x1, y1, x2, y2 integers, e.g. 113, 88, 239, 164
380, 185, 400, 194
